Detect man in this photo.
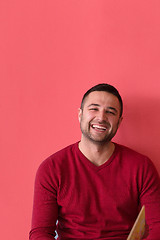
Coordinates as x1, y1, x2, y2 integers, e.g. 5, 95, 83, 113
29, 83, 160, 240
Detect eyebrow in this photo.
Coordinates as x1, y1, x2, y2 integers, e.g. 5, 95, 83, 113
87, 104, 118, 113
107, 107, 118, 113
87, 104, 100, 108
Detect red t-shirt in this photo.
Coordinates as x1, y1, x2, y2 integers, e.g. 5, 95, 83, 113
30, 142, 160, 239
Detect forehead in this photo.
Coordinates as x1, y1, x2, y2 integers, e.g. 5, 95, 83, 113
83, 91, 121, 109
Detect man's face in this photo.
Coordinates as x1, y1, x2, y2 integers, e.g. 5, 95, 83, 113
78, 91, 122, 144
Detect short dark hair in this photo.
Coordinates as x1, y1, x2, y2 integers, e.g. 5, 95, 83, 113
81, 83, 123, 117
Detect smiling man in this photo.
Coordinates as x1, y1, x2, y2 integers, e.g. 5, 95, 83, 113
30, 83, 160, 240
78, 89, 122, 167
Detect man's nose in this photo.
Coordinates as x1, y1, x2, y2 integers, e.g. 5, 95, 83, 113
98, 110, 107, 121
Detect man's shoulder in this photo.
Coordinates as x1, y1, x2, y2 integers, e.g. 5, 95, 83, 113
50, 142, 78, 158
113, 143, 157, 177
115, 142, 150, 163
39, 142, 78, 168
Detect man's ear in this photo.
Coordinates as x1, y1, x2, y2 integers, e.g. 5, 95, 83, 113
118, 116, 123, 128
78, 108, 82, 122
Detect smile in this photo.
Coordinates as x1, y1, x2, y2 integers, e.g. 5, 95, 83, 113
91, 124, 107, 131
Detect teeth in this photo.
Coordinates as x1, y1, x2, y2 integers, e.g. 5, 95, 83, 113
92, 125, 107, 130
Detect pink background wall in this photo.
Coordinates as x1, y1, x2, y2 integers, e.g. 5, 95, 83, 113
1, 1, 160, 239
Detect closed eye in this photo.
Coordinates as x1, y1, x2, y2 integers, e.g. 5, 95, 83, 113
89, 108, 98, 111
106, 111, 116, 115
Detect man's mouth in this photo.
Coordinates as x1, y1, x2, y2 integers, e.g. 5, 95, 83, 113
91, 124, 107, 131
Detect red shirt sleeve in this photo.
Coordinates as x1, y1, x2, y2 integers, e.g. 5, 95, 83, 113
29, 158, 58, 240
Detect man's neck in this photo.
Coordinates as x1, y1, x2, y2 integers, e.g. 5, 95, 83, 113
78, 137, 115, 166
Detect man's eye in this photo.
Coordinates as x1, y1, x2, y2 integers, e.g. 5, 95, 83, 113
107, 111, 115, 115
89, 108, 98, 111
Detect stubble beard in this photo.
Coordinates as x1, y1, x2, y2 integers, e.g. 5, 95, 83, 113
80, 121, 118, 145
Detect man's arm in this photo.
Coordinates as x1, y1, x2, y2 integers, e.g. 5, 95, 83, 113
29, 159, 58, 240
140, 158, 160, 240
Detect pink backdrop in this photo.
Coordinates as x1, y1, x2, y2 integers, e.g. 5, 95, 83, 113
1, 1, 160, 239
